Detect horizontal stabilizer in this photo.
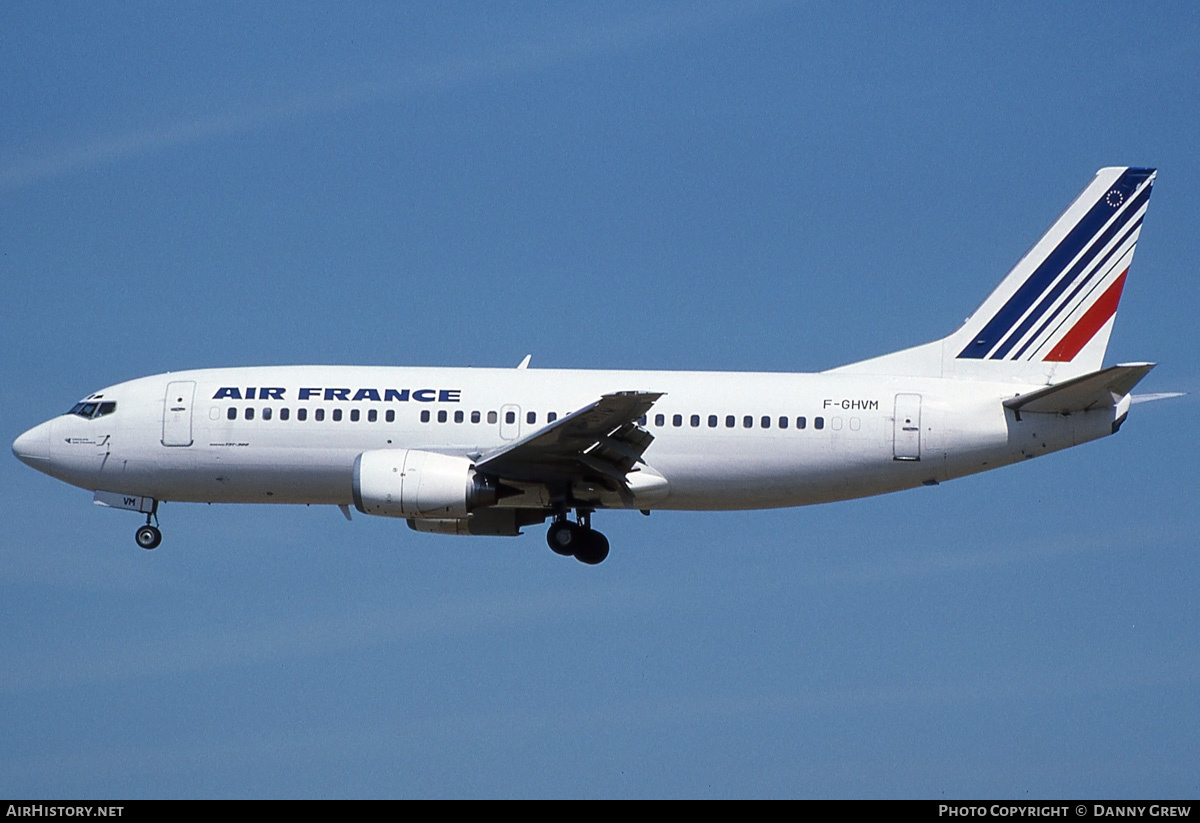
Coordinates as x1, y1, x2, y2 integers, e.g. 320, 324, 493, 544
1003, 363, 1154, 414
1130, 392, 1185, 405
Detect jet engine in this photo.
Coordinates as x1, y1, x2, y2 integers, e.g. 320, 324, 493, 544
352, 449, 499, 519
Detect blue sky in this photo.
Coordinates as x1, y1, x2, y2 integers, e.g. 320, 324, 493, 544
3, 1, 1198, 798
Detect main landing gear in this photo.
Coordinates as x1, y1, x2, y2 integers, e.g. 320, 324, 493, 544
134, 504, 162, 550
546, 510, 610, 565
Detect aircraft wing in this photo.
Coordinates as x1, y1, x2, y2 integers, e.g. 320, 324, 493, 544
475, 391, 664, 489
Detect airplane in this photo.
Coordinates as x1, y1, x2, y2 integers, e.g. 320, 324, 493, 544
13, 166, 1167, 564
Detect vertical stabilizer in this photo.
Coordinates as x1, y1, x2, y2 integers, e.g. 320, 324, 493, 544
831, 167, 1156, 384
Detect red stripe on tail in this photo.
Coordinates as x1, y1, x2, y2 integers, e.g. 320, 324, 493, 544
1043, 270, 1128, 362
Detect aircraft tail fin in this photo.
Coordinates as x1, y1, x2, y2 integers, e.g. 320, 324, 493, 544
831, 167, 1156, 385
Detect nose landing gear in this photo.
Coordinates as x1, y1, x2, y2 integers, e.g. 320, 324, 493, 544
546, 510, 610, 565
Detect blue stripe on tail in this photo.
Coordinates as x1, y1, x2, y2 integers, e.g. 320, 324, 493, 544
958, 167, 1154, 360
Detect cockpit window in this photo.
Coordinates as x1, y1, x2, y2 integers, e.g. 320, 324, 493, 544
67, 401, 117, 419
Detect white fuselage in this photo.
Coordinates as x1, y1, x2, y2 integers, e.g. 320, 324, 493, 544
10, 168, 1156, 558
14, 365, 1122, 512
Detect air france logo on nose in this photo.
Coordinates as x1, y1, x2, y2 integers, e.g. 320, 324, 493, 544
212, 387, 462, 403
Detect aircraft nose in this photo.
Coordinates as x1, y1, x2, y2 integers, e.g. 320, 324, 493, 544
13, 421, 52, 469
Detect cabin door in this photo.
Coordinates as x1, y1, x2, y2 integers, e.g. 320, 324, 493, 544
893, 393, 922, 461
162, 381, 196, 447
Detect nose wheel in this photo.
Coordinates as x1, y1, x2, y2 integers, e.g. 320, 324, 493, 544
546, 510, 610, 565
135, 524, 162, 550
134, 504, 162, 550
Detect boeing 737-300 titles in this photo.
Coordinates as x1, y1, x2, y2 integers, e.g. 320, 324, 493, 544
13, 167, 1167, 564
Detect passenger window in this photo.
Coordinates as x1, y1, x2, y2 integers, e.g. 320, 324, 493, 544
471, 411, 481, 424
797, 416, 806, 429
708, 415, 718, 428
420, 410, 430, 423
262, 408, 272, 421
368, 409, 377, 423
385, 409, 394, 423
672, 414, 683, 427
778, 416, 787, 429
350, 409, 360, 422
505, 411, 515, 424
726, 415, 735, 428
690, 414, 700, 428
438, 410, 448, 423
280, 408, 290, 421
245, 408, 254, 420
526, 411, 536, 425
488, 411, 498, 424
815, 417, 824, 430
332, 409, 343, 422
655, 414, 665, 427
761, 415, 770, 429
297, 408, 307, 421
227, 407, 237, 421
315, 409, 325, 421
454, 410, 464, 423
638, 415, 646, 426
548, 412, 558, 423
743, 415, 753, 429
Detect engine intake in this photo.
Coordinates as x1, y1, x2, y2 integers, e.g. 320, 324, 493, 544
352, 449, 499, 519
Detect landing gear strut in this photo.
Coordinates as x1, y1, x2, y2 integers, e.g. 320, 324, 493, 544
134, 504, 162, 550
545, 509, 610, 565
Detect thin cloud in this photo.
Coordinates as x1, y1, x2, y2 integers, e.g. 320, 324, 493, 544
0, 3, 766, 191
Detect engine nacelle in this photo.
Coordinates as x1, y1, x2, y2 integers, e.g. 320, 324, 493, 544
352, 449, 498, 519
